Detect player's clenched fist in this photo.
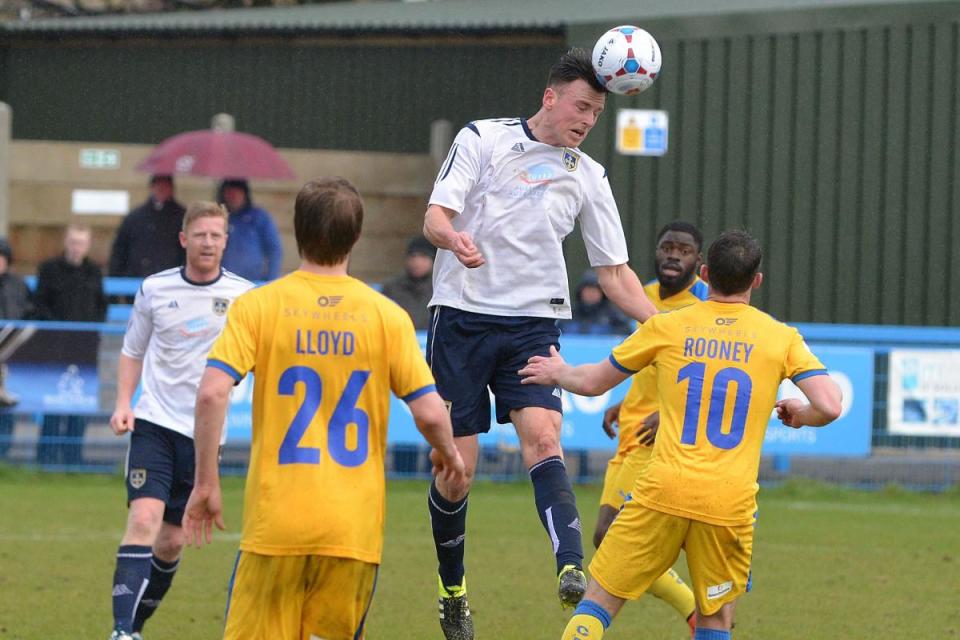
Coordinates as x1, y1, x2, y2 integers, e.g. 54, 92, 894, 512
450, 231, 485, 268
775, 398, 807, 428
109, 406, 136, 435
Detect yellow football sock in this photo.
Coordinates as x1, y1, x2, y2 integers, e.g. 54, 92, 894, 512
648, 568, 696, 619
562, 614, 606, 640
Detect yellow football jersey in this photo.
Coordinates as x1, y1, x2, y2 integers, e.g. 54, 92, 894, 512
613, 278, 708, 460
207, 271, 436, 564
610, 300, 826, 526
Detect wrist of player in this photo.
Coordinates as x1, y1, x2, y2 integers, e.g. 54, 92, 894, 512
437, 443, 460, 461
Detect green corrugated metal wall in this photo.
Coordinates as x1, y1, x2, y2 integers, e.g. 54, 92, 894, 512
1, 38, 561, 152
569, 12, 960, 326
1, 3, 958, 326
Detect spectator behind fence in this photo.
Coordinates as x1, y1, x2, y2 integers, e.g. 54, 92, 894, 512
381, 235, 436, 330
0, 238, 33, 457
109, 175, 186, 278
559, 269, 633, 336
217, 178, 283, 282
34, 224, 107, 467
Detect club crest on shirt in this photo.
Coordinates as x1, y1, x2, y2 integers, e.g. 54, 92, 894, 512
212, 297, 229, 316
129, 468, 146, 489
562, 148, 580, 172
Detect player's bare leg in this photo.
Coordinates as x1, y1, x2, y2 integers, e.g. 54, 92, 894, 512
594, 504, 696, 635
431, 435, 478, 640
512, 407, 586, 608
692, 601, 736, 639
593, 505, 618, 549
560, 579, 625, 639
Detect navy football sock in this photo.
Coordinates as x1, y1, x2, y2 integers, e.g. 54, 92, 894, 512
529, 456, 583, 573
112, 544, 152, 633
428, 480, 469, 589
132, 555, 180, 632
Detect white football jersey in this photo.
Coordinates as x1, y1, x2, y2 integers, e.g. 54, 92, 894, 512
428, 118, 630, 319
122, 267, 254, 440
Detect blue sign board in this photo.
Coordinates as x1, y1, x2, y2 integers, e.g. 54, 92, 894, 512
224, 337, 873, 458
379, 335, 631, 451
3, 327, 100, 415
762, 345, 874, 457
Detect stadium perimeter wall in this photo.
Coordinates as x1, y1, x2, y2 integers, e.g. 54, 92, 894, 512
1, 318, 957, 489
6, 140, 436, 283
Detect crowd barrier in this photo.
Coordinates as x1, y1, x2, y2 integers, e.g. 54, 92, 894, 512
1, 279, 958, 488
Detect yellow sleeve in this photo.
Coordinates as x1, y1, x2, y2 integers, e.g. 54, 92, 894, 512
386, 307, 436, 402
206, 292, 259, 382
610, 317, 666, 374
783, 329, 828, 383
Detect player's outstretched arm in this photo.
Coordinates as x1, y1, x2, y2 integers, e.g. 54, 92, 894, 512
519, 345, 630, 396
423, 204, 485, 268
595, 263, 658, 322
407, 390, 467, 489
775, 375, 843, 428
110, 354, 143, 435
183, 367, 233, 546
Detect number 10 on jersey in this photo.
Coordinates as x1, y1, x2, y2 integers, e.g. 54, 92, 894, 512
677, 362, 753, 450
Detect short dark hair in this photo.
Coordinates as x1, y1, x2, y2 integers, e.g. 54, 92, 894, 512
547, 48, 607, 93
706, 230, 762, 295
656, 221, 704, 251
294, 177, 364, 266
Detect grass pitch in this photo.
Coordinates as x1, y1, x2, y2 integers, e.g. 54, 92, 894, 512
0, 467, 957, 639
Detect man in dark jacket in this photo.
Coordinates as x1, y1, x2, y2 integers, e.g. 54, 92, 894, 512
381, 235, 436, 330
560, 269, 634, 336
0, 238, 31, 322
35, 224, 106, 466
0, 237, 31, 457
34, 224, 107, 322
109, 175, 186, 277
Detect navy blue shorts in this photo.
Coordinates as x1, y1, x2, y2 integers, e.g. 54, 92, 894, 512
125, 419, 196, 526
426, 306, 562, 437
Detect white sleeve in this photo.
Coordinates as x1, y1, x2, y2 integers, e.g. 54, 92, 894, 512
121, 284, 153, 360
427, 124, 483, 214
579, 167, 630, 267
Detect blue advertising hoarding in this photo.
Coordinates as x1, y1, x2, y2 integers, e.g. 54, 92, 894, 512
762, 345, 874, 457
224, 336, 874, 458
2, 326, 101, 415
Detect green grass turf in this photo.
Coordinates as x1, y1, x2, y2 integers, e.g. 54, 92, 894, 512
0, 466, 958, 639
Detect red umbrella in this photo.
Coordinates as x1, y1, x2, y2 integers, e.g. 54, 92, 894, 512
136, 129, 295, 180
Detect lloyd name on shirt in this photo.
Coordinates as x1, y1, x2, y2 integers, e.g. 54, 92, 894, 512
295, 329, 356, 356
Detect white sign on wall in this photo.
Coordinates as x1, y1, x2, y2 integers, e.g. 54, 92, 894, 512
71, 189, 130, 215
888, 349, 960, 437
616, 109, 669, 156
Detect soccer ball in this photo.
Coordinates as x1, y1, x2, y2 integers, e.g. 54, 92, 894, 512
591, 25, 662, 96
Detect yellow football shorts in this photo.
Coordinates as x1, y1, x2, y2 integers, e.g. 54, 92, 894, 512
589, 500, 754, 616
599, 445, 653, 510
224, 551, 378, 640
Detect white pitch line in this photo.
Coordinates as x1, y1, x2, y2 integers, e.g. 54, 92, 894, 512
775, 500, 960, 518
0, 531, 243, 542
